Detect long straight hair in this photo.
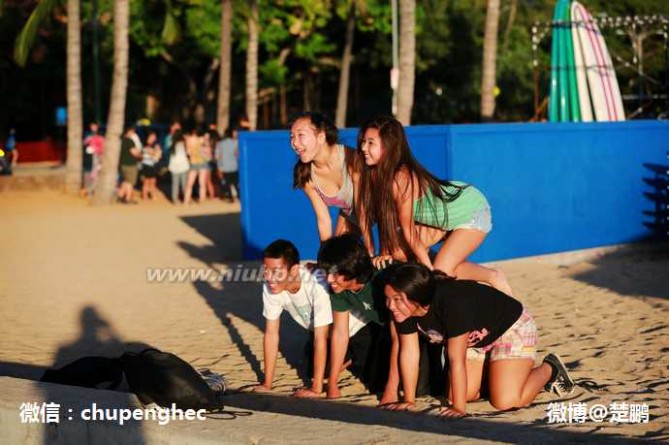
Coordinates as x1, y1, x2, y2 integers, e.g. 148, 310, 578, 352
357, 115, 464, 256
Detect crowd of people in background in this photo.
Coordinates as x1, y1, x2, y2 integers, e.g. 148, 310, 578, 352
79, 118, 241, 205
1, 117, 241, 203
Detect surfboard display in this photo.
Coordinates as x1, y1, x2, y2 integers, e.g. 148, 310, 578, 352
563, 1, 581, 122
570, 1, 593, 122
549, 1, 625, 122
548, 0, 564, 122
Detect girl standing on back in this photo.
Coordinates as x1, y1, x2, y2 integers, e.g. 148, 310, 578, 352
291, 112, 362, 241
357, 115, 512, 295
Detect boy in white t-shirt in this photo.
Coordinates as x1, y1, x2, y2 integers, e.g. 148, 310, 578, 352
252, 239, 365, 398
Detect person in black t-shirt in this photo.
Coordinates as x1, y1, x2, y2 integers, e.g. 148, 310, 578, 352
381, 263, 575, 417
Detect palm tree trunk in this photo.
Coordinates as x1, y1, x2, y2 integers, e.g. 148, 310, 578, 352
92, 0, 129, 205
481, 0, 500, 121
335, 1, 356, 128
64, 0, 83, 195
217, 0, 232, 134
245, 0, 259, 130
280, 84, 287, 126
396, 0, 415, 125
501, 0, 517, 54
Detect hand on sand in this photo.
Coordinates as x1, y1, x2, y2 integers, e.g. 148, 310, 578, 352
293, 387, 322, 398
379, 401, 415, 412
437, 407, 466, 418
251, 384, 272, 393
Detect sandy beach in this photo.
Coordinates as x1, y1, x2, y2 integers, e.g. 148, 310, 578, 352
1, 190, 667, 443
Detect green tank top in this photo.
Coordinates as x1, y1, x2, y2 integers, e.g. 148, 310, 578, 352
413, 181, 488, 230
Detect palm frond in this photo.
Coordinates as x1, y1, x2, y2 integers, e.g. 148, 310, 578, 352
13, 0, 58, 67
161, 0, 180, 45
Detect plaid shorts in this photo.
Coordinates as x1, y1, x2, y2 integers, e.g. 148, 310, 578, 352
467, 310, 537, 362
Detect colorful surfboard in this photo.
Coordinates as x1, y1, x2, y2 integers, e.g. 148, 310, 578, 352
556, 0, 570, 121
563, 1, 581, 122
570, 1, 594, 122
548, 0, 564, 122
571, 1, 625, 121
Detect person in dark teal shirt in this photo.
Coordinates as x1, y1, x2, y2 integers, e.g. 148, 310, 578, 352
318, 234, 390, 399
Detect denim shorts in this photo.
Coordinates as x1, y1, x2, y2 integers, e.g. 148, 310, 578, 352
190, 162, 209, 171
454, 203, 493, 234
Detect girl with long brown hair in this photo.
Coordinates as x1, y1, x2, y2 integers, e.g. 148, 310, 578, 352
357, 115, 512, 295
291, 112, 362, 241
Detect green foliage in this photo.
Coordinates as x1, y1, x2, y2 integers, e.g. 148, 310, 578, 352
161, 0, 180, 45
357, 0, 391, 33
184, 0, 221, 57
13, 0, 58, 67
5, 0, 669, 128
259, 58, 289, 85
130, 1, 170, 57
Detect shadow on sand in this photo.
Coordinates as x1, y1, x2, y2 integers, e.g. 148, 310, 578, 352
1, 306, 149, 444
568, 242, 669, 301
192, 275, 311, 386
178, 211, 310, 385
179, 213, 243, 265
221, 391, 645, 444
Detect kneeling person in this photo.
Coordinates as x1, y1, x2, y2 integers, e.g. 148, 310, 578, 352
383, 263, 575, 416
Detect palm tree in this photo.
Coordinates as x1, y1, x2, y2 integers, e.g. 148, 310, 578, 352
65, 0, 83, 194
480, 0, 500, 121
245, 0, 259, 130
501, 0, 517, 54
217, 0, 233, 134
92, 0, 129, 205
396, 0, 415, 125
13, 0, 83, 194
335, 0, 356, 128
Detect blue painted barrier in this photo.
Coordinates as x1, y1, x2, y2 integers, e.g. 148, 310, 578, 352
239, 121, 669, 261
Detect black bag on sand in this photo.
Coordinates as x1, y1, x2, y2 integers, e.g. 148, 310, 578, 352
120, 348, 222, 411
40, 357, 124, 390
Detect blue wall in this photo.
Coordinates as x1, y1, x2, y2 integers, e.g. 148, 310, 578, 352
239, 121, 669, 261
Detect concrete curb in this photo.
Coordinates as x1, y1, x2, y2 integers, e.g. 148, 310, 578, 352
0, 377, 638, 445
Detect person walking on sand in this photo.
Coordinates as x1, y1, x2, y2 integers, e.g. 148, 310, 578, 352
356, 115, 512, 296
